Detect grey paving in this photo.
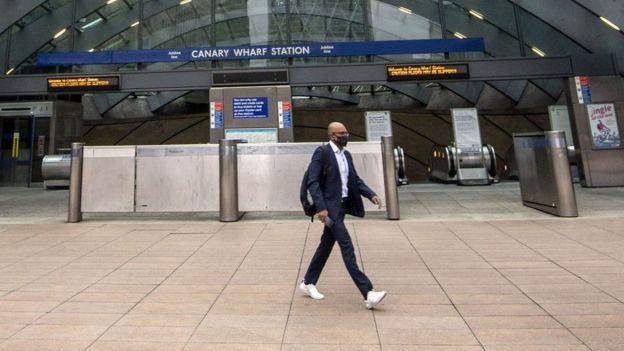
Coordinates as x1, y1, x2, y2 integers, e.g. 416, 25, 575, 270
0, 182, 623, 350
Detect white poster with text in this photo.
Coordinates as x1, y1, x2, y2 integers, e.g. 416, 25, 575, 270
365, 111, 392, 141
451, 108, 482, 153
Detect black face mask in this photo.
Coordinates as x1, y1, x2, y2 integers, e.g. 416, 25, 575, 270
336, 134, 349, 147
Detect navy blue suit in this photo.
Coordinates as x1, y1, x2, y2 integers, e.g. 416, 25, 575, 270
303, 143, 377, 298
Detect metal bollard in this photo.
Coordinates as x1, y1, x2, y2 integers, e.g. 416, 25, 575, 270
381, 136, 400, 220
219, 139, 247, 222
68, 142, 84, 223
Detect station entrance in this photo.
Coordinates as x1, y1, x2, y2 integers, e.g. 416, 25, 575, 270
0, 56, 622, 188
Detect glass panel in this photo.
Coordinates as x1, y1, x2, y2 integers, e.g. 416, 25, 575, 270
77, 0, 140, 45
16, 6, 49, 28
368, 0, 442, 61
519, 8, 587, 58
77, 12, 105, 35
442, 0, 518, 58
369, 0, 440, 41
143, 0, 213, 50
76, 0, 140, 72
215, 0, 287, 45
41, 0, 74, 53
100, 0, 136, 18
451, 0, 517, 35
214, 0, 288, 68
10, 0, 74, 75
290, 0, 366, 42
290, 0, 367, 65
0, 29, 7, 75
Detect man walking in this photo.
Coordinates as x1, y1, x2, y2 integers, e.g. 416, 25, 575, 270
300, 121, 387, 309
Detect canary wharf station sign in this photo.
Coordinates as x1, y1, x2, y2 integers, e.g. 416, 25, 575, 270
38, 38, 484, 66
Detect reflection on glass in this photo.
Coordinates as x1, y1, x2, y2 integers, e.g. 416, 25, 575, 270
2, 0, 602, 74
369, 0, 441, 61
443, 0, 518, 58
290, 0, 365, 42
0, 30, 7, 74
369, 0, 440, 41
290, 0, 366, 65
519, 8, 587, 58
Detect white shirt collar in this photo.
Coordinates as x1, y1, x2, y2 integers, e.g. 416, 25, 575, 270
329, 140, 342, 154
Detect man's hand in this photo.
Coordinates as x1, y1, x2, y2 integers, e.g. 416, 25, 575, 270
317, 209, 329, 223
371, 195, 382, 209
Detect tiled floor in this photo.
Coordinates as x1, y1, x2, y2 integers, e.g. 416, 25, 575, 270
0, 183, 623, 350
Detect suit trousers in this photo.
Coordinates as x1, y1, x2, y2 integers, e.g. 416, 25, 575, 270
303, 202, 373, 298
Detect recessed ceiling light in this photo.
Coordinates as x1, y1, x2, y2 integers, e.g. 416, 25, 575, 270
600, 16, 620, 31
468, 9, 484, 20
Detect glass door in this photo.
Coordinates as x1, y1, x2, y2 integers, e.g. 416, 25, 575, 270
0, 116, 33, 186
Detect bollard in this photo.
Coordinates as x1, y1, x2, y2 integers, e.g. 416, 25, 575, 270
219, 139, 247, 222
68, 142, 84, 223
381, 136, 400, 220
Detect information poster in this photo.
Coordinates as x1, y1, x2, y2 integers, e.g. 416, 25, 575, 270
587, 103, 620, 149
451, 108, 482, 153
575, 76, 592, 104
210, 101, 223, 129
278, 101, 292, 128
365, 111, 392, 141
225, 128, 278, 143
232, 97, 268, 119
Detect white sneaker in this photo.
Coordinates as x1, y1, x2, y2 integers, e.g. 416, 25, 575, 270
365, 290, 387, 309
299, 281, 324, 300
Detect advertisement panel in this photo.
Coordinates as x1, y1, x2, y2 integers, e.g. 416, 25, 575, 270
587, 103, 620, 149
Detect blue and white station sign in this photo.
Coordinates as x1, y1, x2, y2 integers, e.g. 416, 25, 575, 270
38, 38, 484, 66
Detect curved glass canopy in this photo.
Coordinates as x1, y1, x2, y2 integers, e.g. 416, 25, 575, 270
2, 0, 621, 76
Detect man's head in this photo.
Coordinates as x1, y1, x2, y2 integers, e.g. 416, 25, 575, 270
328, 122, 349, 149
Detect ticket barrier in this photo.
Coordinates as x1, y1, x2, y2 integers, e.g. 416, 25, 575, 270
512, 131, 577, 217
505, 144, 578, 181
428, 144, 498, 185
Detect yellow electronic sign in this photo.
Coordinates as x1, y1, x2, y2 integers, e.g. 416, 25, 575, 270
47, 76, 120, 92
387, 64, 469, 81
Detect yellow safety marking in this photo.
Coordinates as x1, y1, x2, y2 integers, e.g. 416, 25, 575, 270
12, 132, 19, 158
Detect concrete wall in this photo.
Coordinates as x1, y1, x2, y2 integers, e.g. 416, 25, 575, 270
565, 75, 624, 186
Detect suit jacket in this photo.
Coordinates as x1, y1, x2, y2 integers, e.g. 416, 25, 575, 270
307, 143, 376, 219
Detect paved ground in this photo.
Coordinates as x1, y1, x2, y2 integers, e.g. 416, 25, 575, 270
0, 183, 623, 350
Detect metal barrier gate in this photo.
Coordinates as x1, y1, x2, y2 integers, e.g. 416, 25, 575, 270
69, 138, 400, 222
513, 131, 578, 217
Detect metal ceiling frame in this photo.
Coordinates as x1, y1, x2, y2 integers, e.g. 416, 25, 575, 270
0, 54, 617, 97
